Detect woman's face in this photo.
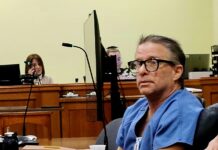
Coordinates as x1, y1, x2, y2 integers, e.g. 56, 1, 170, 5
31, 59, 42, 76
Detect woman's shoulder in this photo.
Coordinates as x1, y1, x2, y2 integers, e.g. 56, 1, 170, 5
42, 75, 53, 84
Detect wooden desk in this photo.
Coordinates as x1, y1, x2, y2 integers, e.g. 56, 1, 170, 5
0, 84, 61, 107
1, 79, 218, 138
0, 108, 61, 138
60, 97, 103, 138
0, 84, 62, 138
184, 79, 201, 88
59, 94, 141, 138
199, 77, 218, 106
21, 137, 96, 149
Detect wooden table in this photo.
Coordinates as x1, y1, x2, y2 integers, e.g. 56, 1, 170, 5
5, 79, 218, 138
20, 137, 97, 149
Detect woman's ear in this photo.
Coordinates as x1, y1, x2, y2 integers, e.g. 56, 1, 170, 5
173, 64, 183, 81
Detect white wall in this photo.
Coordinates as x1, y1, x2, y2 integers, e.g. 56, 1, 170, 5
214, 0, 218, 44
0, 0, 214, 83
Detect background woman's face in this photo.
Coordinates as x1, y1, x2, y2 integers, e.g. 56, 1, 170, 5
32, 59, 42, 76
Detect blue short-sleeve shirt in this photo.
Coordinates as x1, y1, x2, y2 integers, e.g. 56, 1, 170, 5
116, 89, 203, 150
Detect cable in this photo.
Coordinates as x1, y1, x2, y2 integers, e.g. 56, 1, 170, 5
22, 82, 34, 136
22, 61, 36, 136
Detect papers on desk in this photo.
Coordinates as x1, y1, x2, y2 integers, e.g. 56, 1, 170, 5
22, 145, 86, 150
185, 87, 202, 93
62, 92, 79, 98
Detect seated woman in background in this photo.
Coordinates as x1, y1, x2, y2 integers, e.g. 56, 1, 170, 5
106, 46, 123, 74
107, 46, 136, 80
24, 53, 53, 85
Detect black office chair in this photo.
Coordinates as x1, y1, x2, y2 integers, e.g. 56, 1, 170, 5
193, 103, 218, 150
96, 118, 122, 150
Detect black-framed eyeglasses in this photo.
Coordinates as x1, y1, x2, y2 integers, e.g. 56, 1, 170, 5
128, 58, 175, 72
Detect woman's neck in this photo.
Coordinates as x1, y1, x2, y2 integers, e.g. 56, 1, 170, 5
147, 84, 181, 114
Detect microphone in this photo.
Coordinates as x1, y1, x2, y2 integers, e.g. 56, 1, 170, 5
24, 61, 32, 66
62, 42, 96, 91
23, 58, 34, 135
20, 62, 38, 146
83, 75, 86, 83
62, 43, 73, 47
22, 83, 33, 136
24, 58, 36, 76
62, 42, 108, 150
22, 60, 37, 84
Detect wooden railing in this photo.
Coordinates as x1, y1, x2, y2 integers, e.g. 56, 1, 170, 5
0, 78, 217, 138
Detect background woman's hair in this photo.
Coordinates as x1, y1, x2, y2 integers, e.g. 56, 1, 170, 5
25, 53, 45, 77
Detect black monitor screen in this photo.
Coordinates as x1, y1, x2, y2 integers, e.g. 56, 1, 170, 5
0, 64, 21, 85
84, 10, 105, 120
84, 10, 124, 121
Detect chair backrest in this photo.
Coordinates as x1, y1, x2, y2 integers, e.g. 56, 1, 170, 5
96, 118, 122, 150
193, 103, 218, 149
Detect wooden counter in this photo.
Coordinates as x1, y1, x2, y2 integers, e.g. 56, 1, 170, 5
21, 137, 96, 149
0, 82, 140, 138
199, 77, 218, 106
0, 78, 217, 138
0, 84, 62, 138
0, 84, 61, 107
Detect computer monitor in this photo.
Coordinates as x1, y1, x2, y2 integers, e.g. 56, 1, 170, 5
184, 54, 210, 79
84, 10, 124, 120
0, 64, 21, 85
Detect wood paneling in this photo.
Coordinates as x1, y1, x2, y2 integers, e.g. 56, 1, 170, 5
1, 79, 218, 138
200, 77, 218, 106
0, 111, 52, 138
